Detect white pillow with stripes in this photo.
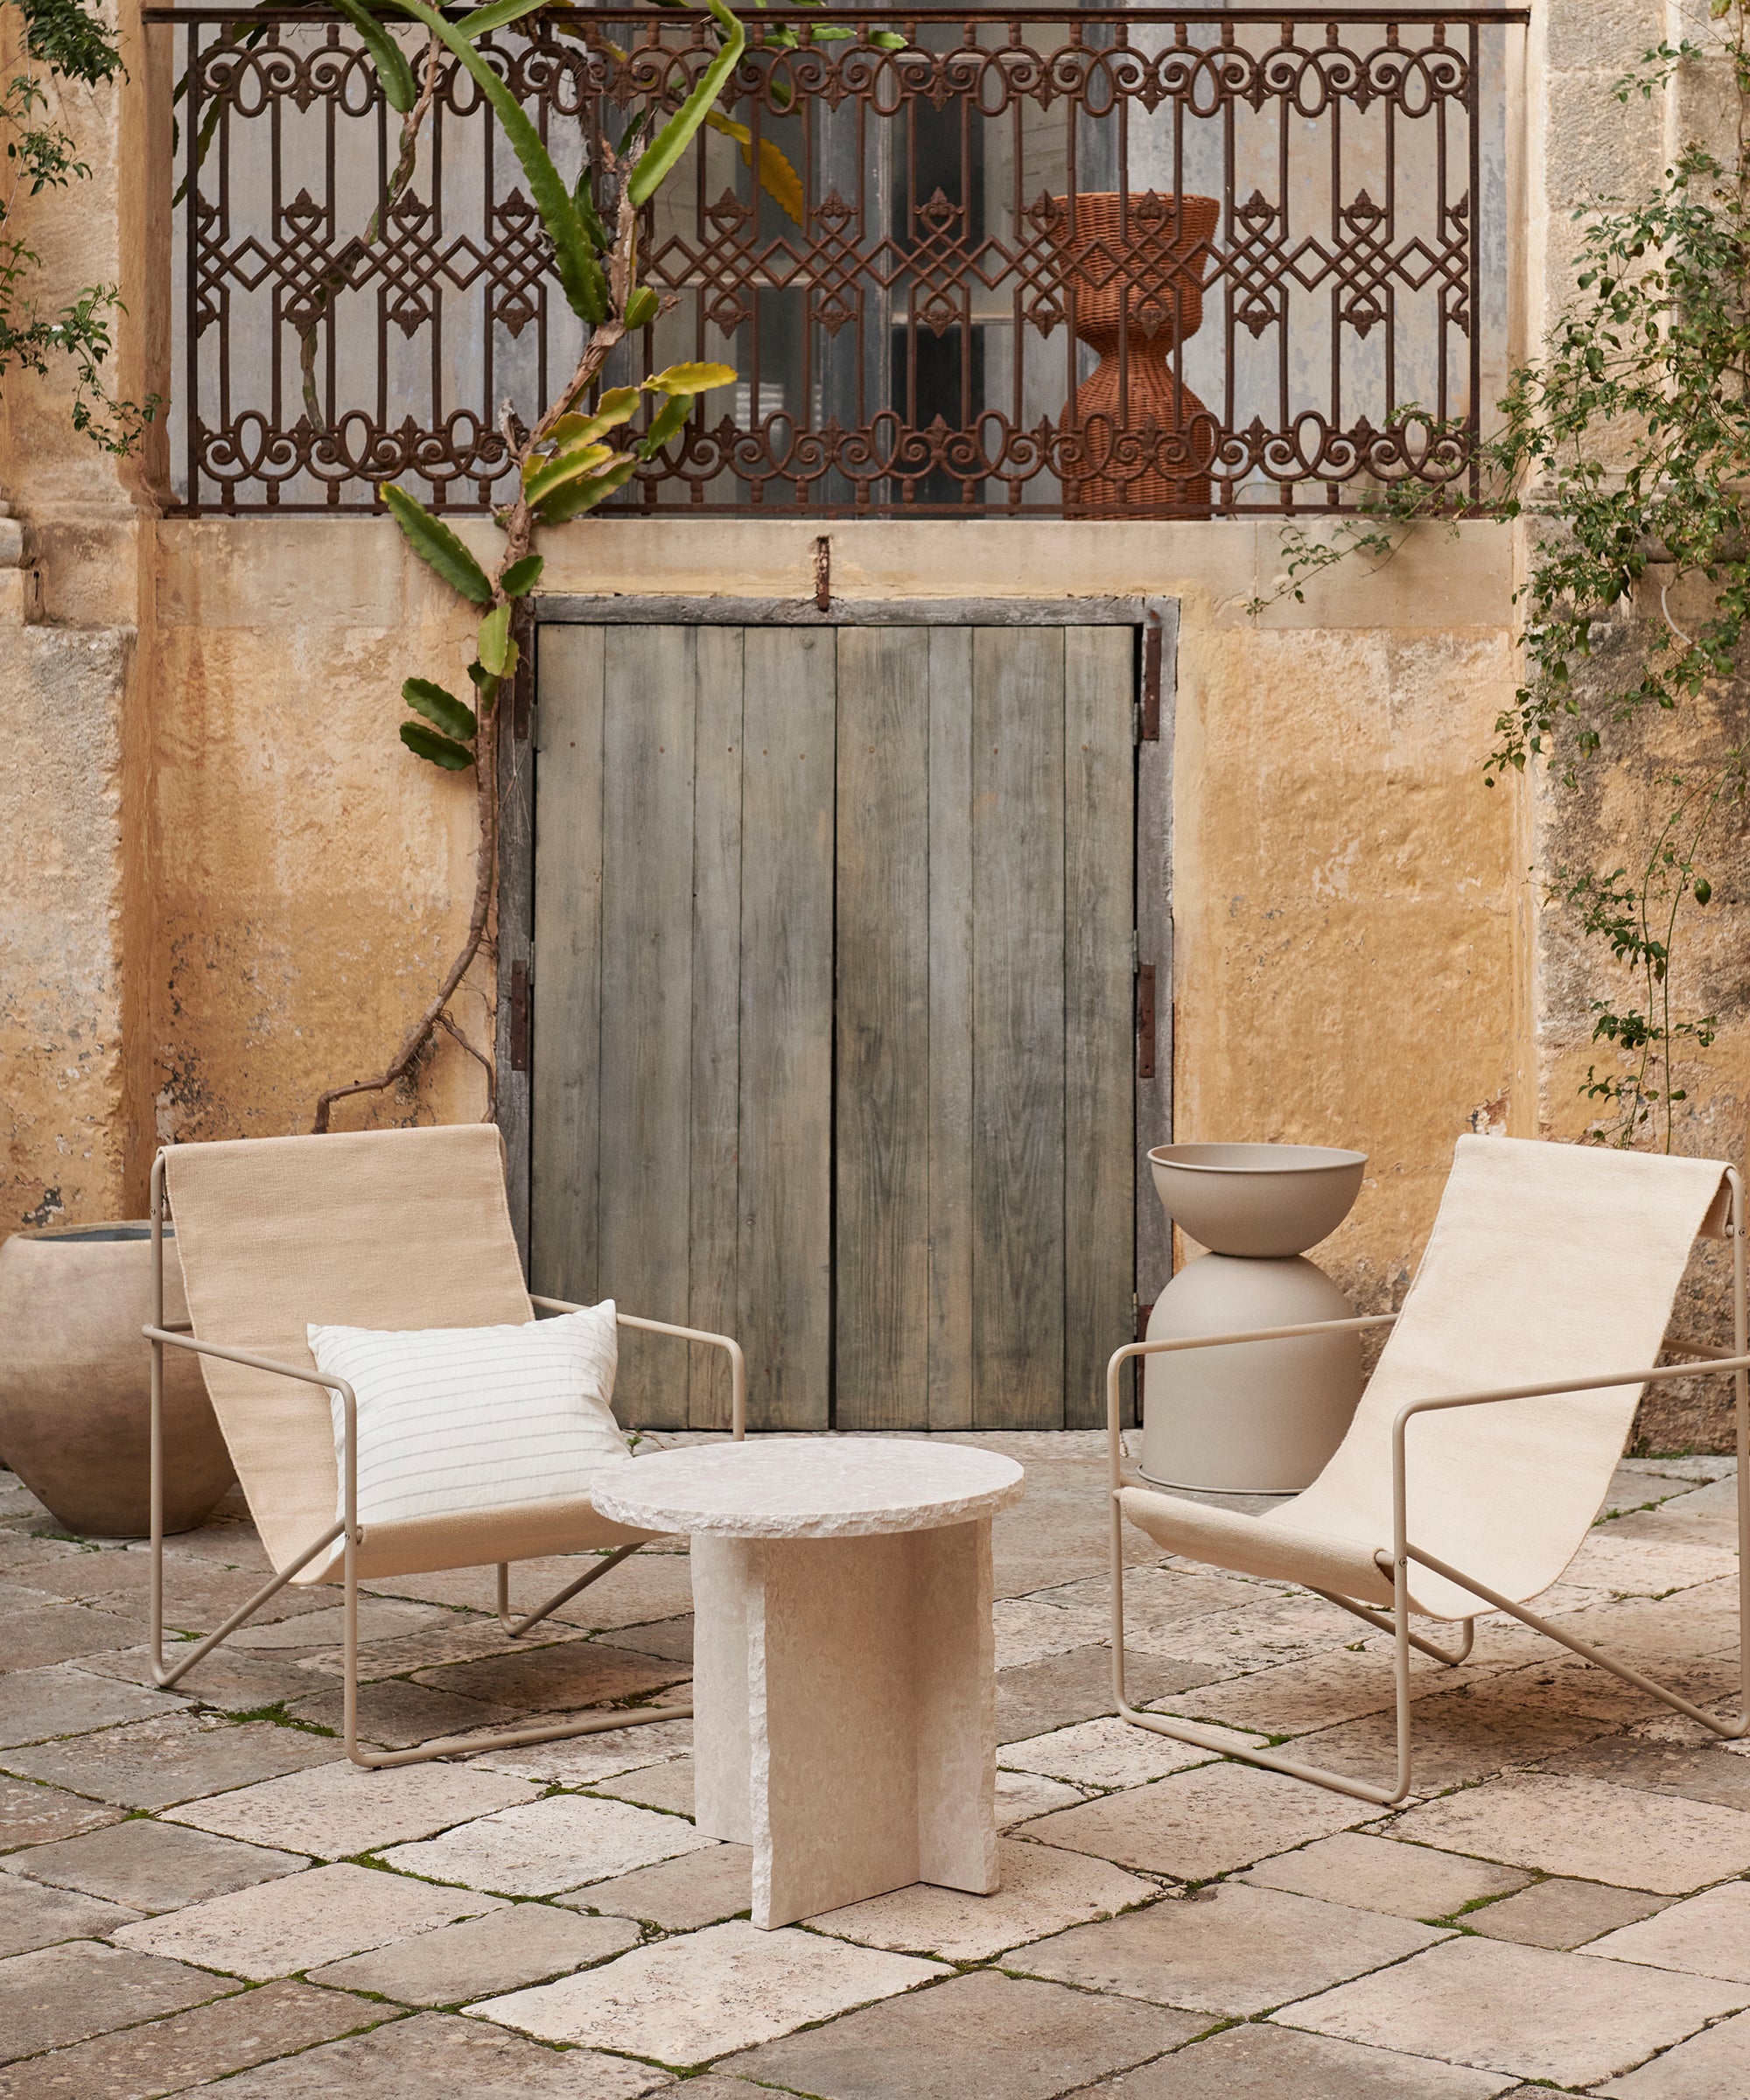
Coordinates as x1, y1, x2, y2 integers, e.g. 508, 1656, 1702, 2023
306, 1304, 631, 1530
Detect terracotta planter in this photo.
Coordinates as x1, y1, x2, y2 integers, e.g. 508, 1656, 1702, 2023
0, 1222, 234, 1536
1050, 191, 1221, 516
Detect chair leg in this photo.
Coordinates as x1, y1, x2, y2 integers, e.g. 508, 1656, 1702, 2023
497, 1541, 646, 1640
1108, 1493, 1418, 1808
1310, 1586, 1475, 1666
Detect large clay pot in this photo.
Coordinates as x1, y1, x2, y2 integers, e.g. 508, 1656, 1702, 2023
0, 1222, 234, 1536
1050, 191, 1221, 517
1141, 1143, 1367, 1494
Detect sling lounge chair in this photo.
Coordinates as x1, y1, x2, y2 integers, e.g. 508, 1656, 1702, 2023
144, 1124, 743, 1768
1106, 1135, 1750, 1806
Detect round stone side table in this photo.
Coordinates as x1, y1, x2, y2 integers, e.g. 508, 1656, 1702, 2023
593, 1438, 1025, 1930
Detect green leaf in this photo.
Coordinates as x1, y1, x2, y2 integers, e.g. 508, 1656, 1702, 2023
639, 391, 692, 458
402, 677, 478, 741
382, 484, 494, 605
329, 0, 417, 112
500, 553, 544, 597
401, 720, 475, 768
477, 602, 513, 676
625, 285, 661, 330
645, 360, 738, 396
523, 440, 615, 508
627, 0, 746, 208
458, 0, 550, 40
536, 456, 639, 524
869, 30, 906, 50
379, 0, 606, 323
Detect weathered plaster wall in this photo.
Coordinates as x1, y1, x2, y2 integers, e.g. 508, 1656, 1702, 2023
7, 0, 1748, 1455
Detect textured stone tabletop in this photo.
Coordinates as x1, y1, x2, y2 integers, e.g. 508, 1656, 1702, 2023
592, 1437, 1026, 1538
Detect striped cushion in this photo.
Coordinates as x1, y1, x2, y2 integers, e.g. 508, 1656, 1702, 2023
306, 1305, 631, 1530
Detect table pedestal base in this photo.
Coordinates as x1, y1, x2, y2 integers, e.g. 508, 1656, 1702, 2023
692, 1516, 998, 1928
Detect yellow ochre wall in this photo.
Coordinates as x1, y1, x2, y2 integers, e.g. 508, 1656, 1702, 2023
4, 1, 1746, 1450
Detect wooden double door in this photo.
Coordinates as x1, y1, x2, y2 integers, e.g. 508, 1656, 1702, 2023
528, 613, 1150, 1431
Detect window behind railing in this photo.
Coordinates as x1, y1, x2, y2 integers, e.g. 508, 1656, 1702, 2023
150, 6, 1522, 517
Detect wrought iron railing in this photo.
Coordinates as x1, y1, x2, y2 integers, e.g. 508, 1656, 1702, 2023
149, 6, 1523, 516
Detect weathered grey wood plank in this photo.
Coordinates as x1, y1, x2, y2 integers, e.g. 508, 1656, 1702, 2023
1136, 603, 1178, 1342
688, 626, 745, 1429
598, 626, 696, 1427
927, 626, 975, 1432
529, 625, 605, 1311
1065, 626, 1137, 1430
835, 626, 931, 1432
971, 626, 1068, 1428
739, 627, 835, 1431
496, 631, 536, 1271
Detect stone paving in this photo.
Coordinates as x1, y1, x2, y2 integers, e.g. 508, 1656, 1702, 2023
0, 1432, 1746, 2095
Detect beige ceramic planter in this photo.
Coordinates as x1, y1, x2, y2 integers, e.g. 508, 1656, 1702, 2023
1142, 1143, 1367, 1494
0, 1222, 233, 1536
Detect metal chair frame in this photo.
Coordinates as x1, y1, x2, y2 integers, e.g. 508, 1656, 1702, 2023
1107, 1165, 1750, 1807
143, 1151, 744, 1770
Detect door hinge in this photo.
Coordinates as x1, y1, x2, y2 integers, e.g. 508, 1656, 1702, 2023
510, 959, 531, 1073
1139, 612, 1162, 742
1137, 961, 1156, 1080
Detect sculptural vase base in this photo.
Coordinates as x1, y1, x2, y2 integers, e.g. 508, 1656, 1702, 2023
1139, 1252, 1362, 1494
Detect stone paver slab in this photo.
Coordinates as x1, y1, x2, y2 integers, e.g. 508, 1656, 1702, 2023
1243, 1833, 1529, 1920
996, 1772, 1088, 1825
474, 1916, 948, 2065
0, 1979, 391, 2100
606, 1615, 693, 1664
1468, 1878, 1670, 1950
0, 1778, 124, 1851
25, 1553, 335, 1631
77, 1646, 344, 1717
468, 1716, 692, 1786
808, 1838, 1153, 1962
1595, 2006, 1750, 2096
165, 1757, 536, 1858
1165, 1648, 1490, 1737
0, 1941, 237, 2065
1000, 1715, 1257, 1790
557, 1843, 752, 1929
0, 1670, 186, 1752
1132, 1591, 1360, 1671
717, 1968, 1204, 2100
1020, 1760, 1374, 1880
191, 2008, 668, 2098
997, 1648, 1216, 1745
1533, 1735, 1750, 1813
1, 1716, 337, 1812
227, 1600, 449, 1649
111, 1860, 502, 1980
0, 1608, 136, 1673
0, 1876, 140, 1958
1282, 1934, 1749, 2087
1587, 1879, 1750, 1980
1384, 1773, 1750, 1894
382, 1791, 718, 1895
10, 1816, 307, 1914
1564, 1522, 1739, 1595
282, 1679, 518, 1748
990, 1600, 1112, 1670
1017, 1880, 1446, 2016
594, 1757, 694, 1815
310, 1902, 639, 2004
404, 1640, 681, 1710
1082, 2019, 1518, 2097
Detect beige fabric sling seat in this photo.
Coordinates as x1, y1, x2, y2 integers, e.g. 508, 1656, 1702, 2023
144, 1124, 744, 1769
1106, 1136, 1750, 1806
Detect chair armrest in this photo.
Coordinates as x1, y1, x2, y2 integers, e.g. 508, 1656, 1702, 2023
144, 1326, 362, 1534
1385, 1350, 1750, 1578
528, 1296, 746, 1440
1102, 1314, 1400, 1494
